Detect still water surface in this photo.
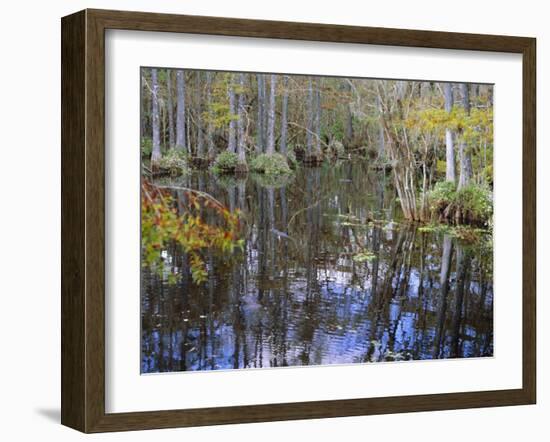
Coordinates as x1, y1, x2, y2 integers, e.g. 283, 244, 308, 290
141, 161, 493, 373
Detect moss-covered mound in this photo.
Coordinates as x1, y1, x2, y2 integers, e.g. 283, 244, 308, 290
430, 181, 492, 226
156, 149, 188, 175
211, 151, 248, 174
250, 153, 292, 175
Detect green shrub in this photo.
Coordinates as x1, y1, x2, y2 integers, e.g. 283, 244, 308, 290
250, 153, 292, 175
429, 181, 492, 225
212, 151, 239, 174
429, 181, 456, 211
141, 137, 153, 157
158, 149, 188, 174
455, 184, 493, 222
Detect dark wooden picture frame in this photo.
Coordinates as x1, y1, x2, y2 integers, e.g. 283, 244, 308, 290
61, 8, 536, 433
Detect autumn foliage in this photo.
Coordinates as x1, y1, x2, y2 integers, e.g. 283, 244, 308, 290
141, 181, 243, 284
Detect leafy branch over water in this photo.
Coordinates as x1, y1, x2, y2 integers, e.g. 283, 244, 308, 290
141, 181, 243, 284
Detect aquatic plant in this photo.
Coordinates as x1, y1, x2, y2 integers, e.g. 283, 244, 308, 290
353, 251, 376, 263
157, 149, 188, 175
211, 151, 247, 174
429, 181, 492, 225
250, 153, 292, 175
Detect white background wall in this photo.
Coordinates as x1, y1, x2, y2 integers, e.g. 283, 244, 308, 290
0, 0, 546, 440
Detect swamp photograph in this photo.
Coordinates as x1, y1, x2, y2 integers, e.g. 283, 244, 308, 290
140, 68, 494, 374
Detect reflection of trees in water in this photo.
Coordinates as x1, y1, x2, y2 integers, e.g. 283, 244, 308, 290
141, 163, 493, 373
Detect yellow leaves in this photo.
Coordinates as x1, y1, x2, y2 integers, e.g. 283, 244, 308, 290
141, 181, 242, 285
404, 104, 493, 151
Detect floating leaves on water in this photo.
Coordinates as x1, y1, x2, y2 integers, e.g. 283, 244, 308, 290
418, 223, 491, 244
340, 221, 368, 228
353, 251, 376, 263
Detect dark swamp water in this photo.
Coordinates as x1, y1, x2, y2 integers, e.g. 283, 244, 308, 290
141, 160, 493, 374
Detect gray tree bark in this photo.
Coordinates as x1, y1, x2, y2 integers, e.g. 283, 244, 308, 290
227, 75, 237, 153
195, 72, 204, 157
314, 78, 322, 155
443, 83, 456, 183
166, 70, 175, 148
256, 74, 266, 153
151, 68, 161, 164
458, 83, 473, 190
279, 75, 289, 156
306, 77, 314, 155
267, 74, 277, 155
344, 80, 354, 145
141, 72, 148, 138
175, 70, 186, 151
236, 73, 248, 169
377, 94, 385, 159
205, 72, 215, 158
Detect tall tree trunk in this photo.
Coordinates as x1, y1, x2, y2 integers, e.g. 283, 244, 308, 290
344, 80, 354, 145
161, 98, 166, 148
195, 72, 204, 158
175, 70, 186, 151
236, 73, 248, 171
458, 83, 473, 190
443, 83, 456, 183
256, 74, 266, 153
267, 74, 277, 155
141, 71, 148, 139
314, 77, 322, 155
166, 70, 175, 148
279, 75, 289, 156
206, 71, 215, 159
306, 77, 314, 155
186, 114, 191, 153
377, 82, 419, 220
151, 68, 161, 164
377, 94, 385, 159
227, 75, 237, 153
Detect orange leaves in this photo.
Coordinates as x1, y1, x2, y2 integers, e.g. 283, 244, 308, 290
141, 180, 242, 285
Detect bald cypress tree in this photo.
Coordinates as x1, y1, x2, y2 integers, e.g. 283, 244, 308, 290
458, 83, 473, 190
236, 73, 248, 172
443, 83, 456, 183
150, 68, 161, 165
267, 74, 277, 155
166, 70, 175, 148
279, 75, 289, 156
227, 74, 237, 153
175, 70, 186, 152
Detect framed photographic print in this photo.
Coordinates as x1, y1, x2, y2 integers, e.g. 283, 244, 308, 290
61, 9, 536, 433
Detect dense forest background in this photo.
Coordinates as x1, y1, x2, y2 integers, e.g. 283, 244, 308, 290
140, 69, 495, 369
141, 68, 493, 225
